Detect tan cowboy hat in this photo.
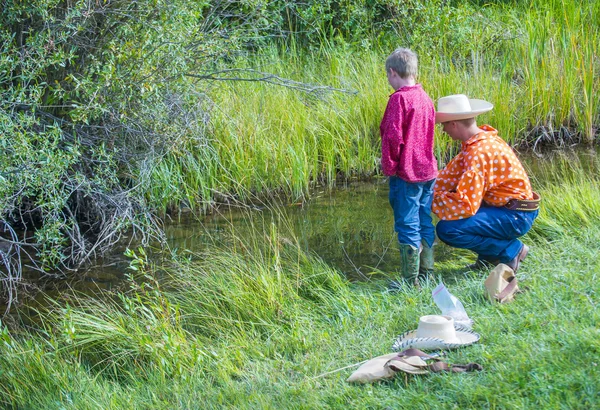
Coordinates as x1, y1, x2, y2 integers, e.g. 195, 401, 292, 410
435, 94, 493, 123
385, 354, 430, 375
346, 348, 483, 383
346, 353, 399, 383
392, 315, 480, 351
346, 352, 433, 383
484, 263, 519, 303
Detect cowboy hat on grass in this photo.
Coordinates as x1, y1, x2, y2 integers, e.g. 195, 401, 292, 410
392, 315, 480, 351
485, 263, 520, 303
346, 352, 430, 383
346, 348, 482, 383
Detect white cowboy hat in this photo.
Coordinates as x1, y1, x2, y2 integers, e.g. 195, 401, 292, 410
392, 315, 480, 351
435, 94, 493, 123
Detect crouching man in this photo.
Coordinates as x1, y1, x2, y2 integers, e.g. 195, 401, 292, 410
432, 94, 540, 272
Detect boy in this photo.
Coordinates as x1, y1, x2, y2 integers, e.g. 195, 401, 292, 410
380, 48, 438, 287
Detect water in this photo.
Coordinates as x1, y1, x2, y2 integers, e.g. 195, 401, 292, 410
159, 147, 600, 281
165, 178, 403, 280
3, 147, 598, 315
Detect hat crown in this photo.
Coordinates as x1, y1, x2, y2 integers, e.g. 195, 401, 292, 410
415, 315, 459, 343
437, 94, 471, 114
434, 94, 494, 123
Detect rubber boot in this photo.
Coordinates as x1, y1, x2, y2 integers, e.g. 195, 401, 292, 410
419, 240, 434, 277
400, 244, 420, 285
388, 244, 421, 291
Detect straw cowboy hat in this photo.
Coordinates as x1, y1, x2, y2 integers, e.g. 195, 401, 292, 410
346, 348, 483, 383
392, 315, 480, 351
435, 94, 493, 123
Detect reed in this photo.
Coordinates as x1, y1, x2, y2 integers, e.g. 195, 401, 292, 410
527, 150, 600, 239
144, 0, 598, 213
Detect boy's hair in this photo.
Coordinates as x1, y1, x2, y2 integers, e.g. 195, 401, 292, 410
385, 48, 418, 78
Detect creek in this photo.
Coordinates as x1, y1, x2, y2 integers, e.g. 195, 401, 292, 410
4, 147, 599, 317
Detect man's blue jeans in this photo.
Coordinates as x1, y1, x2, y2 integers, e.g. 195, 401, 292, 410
436, 204, 539, 263
388, 176, 436, 249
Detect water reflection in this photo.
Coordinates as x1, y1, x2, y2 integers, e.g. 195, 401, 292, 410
163, 177, 458, 281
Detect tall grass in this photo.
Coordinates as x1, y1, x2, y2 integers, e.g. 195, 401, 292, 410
145, 0, 599, 213
527, 150, 600, 239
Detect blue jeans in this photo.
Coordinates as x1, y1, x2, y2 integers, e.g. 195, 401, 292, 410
436, 204, 539, 263
388, 176, 436, 249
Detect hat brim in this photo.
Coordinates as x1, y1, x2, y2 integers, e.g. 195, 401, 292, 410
435, 99, 493, 123
392, 326, 480, 351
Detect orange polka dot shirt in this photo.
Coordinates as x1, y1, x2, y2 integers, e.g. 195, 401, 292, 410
432, 125, 533, 221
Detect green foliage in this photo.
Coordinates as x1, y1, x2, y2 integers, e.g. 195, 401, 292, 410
527, 151, 600, 239
167, 223, 348, 342
49, 248, 204, 380
1, 0, 599, 296
0, 0, 238, 278
1, 168, 600, 407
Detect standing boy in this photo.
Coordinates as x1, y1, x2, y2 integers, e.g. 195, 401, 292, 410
380, 48, 438, 287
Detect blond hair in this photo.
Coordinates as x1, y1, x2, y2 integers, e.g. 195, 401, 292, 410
385, 48, 418, 78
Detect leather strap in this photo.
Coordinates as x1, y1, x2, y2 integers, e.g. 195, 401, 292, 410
428, 362, 483, 373
392, 349, 483, 374
504, 191, 541, 212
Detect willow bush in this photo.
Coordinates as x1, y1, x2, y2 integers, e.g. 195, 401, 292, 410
0, 0, 285, 293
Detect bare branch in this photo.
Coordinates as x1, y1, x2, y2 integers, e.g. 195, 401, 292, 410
185, 68, 358, 96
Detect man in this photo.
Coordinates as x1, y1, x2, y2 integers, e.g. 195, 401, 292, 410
432, 94, 540, 272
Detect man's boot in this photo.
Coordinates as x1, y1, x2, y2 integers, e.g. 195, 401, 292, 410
466, 257, 500, 271
419, 240, 434, 277
506, 244, 529, 273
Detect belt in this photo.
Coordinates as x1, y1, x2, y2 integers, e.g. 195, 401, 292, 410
504, 192, 541, 212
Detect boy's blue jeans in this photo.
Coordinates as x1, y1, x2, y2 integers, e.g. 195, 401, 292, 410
388, 176, 436, 249
436, 204, 539, 263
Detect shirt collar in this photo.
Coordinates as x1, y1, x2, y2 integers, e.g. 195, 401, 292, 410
462, 124, 498, 148
389, 83, 422, 97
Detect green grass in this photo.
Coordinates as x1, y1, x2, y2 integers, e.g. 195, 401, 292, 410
144, 0, 600, 213
1, 160, 599, 409
2, 1, 599, 406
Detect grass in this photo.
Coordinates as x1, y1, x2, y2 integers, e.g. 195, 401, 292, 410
1, 157, 599, 409
2, 1, 599, 407
143, 0, 600, 213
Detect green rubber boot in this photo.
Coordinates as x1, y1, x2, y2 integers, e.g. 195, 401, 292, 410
400, 244, 420, 285
419, 240, 435, 277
